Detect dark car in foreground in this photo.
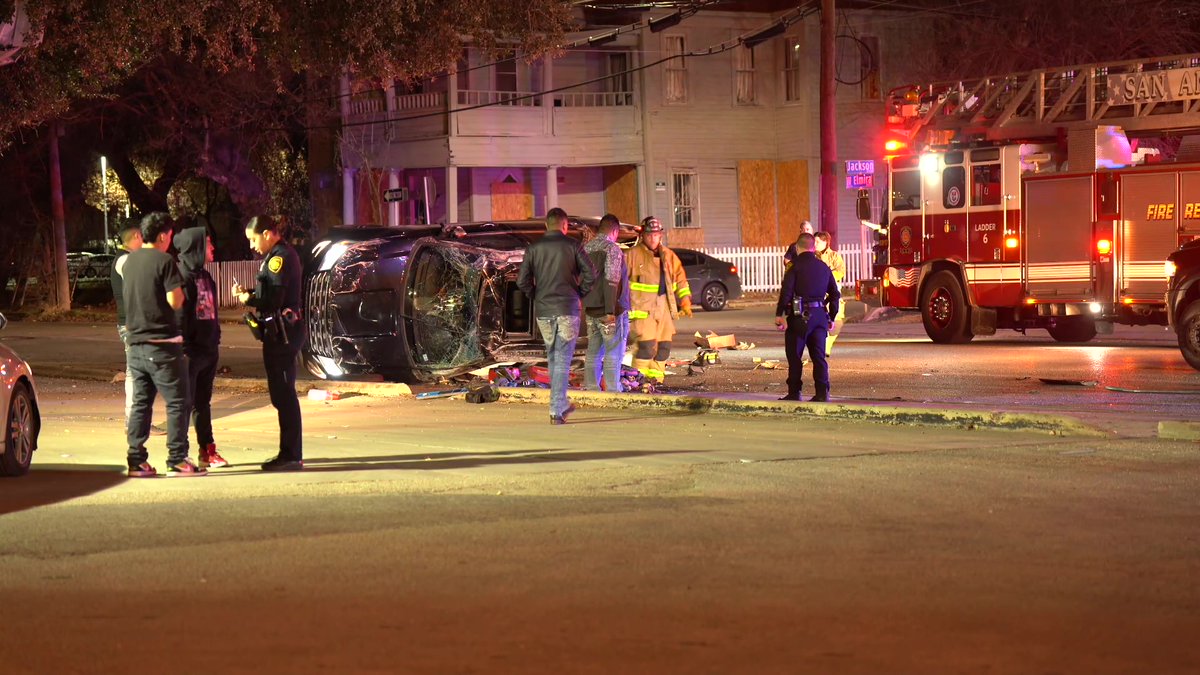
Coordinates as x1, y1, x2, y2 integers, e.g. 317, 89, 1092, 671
672, 248, 743, 311
304, 217, 636, 383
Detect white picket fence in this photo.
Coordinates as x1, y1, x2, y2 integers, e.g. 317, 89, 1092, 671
698, 244, 867, 293
210, 245, 869, 307
206, 261, 262, 308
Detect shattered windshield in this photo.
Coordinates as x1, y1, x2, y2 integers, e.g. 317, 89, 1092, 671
408, 242, 491, 371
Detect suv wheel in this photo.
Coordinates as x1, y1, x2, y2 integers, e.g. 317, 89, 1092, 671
1178, 299, 1200, 371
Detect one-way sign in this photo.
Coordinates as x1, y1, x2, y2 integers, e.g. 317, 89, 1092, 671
383, 188, 409, 202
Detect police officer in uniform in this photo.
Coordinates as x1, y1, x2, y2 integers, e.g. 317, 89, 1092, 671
233, 215, 306, 471
775, 232, 840, 402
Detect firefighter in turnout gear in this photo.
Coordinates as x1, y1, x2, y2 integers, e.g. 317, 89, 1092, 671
814, 231, 846, 356
625, 216, 692, 383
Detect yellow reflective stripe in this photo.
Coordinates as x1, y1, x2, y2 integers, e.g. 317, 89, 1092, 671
628, 310, 649, 319
676, 287, 692, 298
630, 282, 658, 293
638, 367, 664, 380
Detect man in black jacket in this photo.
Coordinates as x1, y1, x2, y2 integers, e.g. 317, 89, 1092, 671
517, 208, 597, 424
175, 225, 229, 469
775, 233, 840, 402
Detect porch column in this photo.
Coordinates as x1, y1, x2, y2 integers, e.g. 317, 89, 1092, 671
387, 169, 401, 227
635, 163, 648, 222
546, 165, 559, 214
342, 168, 356, 225
446, 166, 459, 224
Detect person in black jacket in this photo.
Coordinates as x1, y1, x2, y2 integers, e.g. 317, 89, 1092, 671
233, 215, 306, 471
517, 207, 597, 424
175, 225, 229, 469
775, 233, 840, 402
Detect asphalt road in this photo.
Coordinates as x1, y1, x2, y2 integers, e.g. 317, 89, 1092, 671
4, 305, 1196, 434
1, 378, 1198, 673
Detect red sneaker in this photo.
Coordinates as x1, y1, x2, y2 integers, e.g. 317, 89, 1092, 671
198, 444, 230, 469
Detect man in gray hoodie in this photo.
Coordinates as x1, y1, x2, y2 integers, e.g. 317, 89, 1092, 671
175, 225, 229, 469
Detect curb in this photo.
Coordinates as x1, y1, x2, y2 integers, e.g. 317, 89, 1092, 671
36, 365, 1104, 437
492, 388, 1107, 437
1158, 421, 1200, 441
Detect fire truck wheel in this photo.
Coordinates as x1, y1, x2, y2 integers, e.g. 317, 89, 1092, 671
919, 271, 973, 344
1177, 300, 1200, 371
1046, 316, 1097, 343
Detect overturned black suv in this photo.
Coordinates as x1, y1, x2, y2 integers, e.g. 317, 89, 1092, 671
1166, 237, 1200, 371
303, 217, 635, 383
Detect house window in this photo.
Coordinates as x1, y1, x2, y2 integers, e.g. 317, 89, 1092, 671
607, 52, 630, 93
664, 35, 688, 104
495, 52, 518, 94
735, 44, 756, 104
672, 171, 698, 228
784, 37, 802, 102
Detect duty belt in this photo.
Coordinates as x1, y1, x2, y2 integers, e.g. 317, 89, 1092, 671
800, 301, 825, 309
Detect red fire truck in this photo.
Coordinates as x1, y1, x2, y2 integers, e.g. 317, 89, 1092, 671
865, 53, 1200, 344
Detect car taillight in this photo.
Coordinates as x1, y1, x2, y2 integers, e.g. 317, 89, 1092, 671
730, 265, 738, 275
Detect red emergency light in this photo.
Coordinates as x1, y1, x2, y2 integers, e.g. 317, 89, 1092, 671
884, 139, 907, 154
1096, 239, 1112, 255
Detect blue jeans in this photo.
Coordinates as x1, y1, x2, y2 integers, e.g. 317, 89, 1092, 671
126, 342, 191, 467
535, 315, 580, 418
585, 313, 629, 392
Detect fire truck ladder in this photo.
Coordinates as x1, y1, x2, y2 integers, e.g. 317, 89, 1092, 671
890, 53, 1200, 146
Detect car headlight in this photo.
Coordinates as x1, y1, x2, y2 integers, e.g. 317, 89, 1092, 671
1165, 259, 1177, 279
315, 241, 351, 272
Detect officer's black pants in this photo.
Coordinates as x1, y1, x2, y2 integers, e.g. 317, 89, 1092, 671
785, 311, 830, 397
264, 345, 303, 461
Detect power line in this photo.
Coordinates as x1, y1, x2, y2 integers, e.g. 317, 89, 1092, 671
320, 2, 818, 133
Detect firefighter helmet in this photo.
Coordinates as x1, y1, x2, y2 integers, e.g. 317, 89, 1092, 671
640, 216, 664, 233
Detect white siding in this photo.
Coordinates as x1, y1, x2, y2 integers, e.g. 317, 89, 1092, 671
640, 13, 783, 247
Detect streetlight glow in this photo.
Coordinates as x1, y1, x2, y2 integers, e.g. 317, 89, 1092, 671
100, 155, 109, 252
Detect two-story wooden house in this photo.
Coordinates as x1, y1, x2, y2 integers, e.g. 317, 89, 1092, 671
328, 4, 930, 249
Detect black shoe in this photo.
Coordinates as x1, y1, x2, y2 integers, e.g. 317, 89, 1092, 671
809, 394, 829, 402
261, 456, 304, 471
550, 416, 565, 425
778, 394, 800, 401
561, 404, 577, 420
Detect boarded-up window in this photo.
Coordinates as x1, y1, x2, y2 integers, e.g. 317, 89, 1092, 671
784, 37, 802, 102
672, 170, 698, 228
665, 35, 687, 104
735, 45, 756, 105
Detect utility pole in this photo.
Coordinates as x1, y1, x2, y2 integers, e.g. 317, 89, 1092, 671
819, 0, 838, 237
49, 122, 70, 311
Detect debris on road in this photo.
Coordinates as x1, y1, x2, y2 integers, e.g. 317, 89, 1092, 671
307, 389, 342, 401
415, 387, 470, 399
752, 358, 781, 370
733, 341, 756, 350
1039, 378, 1098, 387
694, 331, 738, 350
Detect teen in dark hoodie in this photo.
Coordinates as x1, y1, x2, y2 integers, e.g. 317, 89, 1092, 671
175, 226, 230, 469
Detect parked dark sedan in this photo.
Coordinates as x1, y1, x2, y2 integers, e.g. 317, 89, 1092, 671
303, 217, 637, 383
672, 248, 743, 311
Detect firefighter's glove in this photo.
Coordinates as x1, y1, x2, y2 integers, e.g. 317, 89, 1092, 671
679, 298, 693, 318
